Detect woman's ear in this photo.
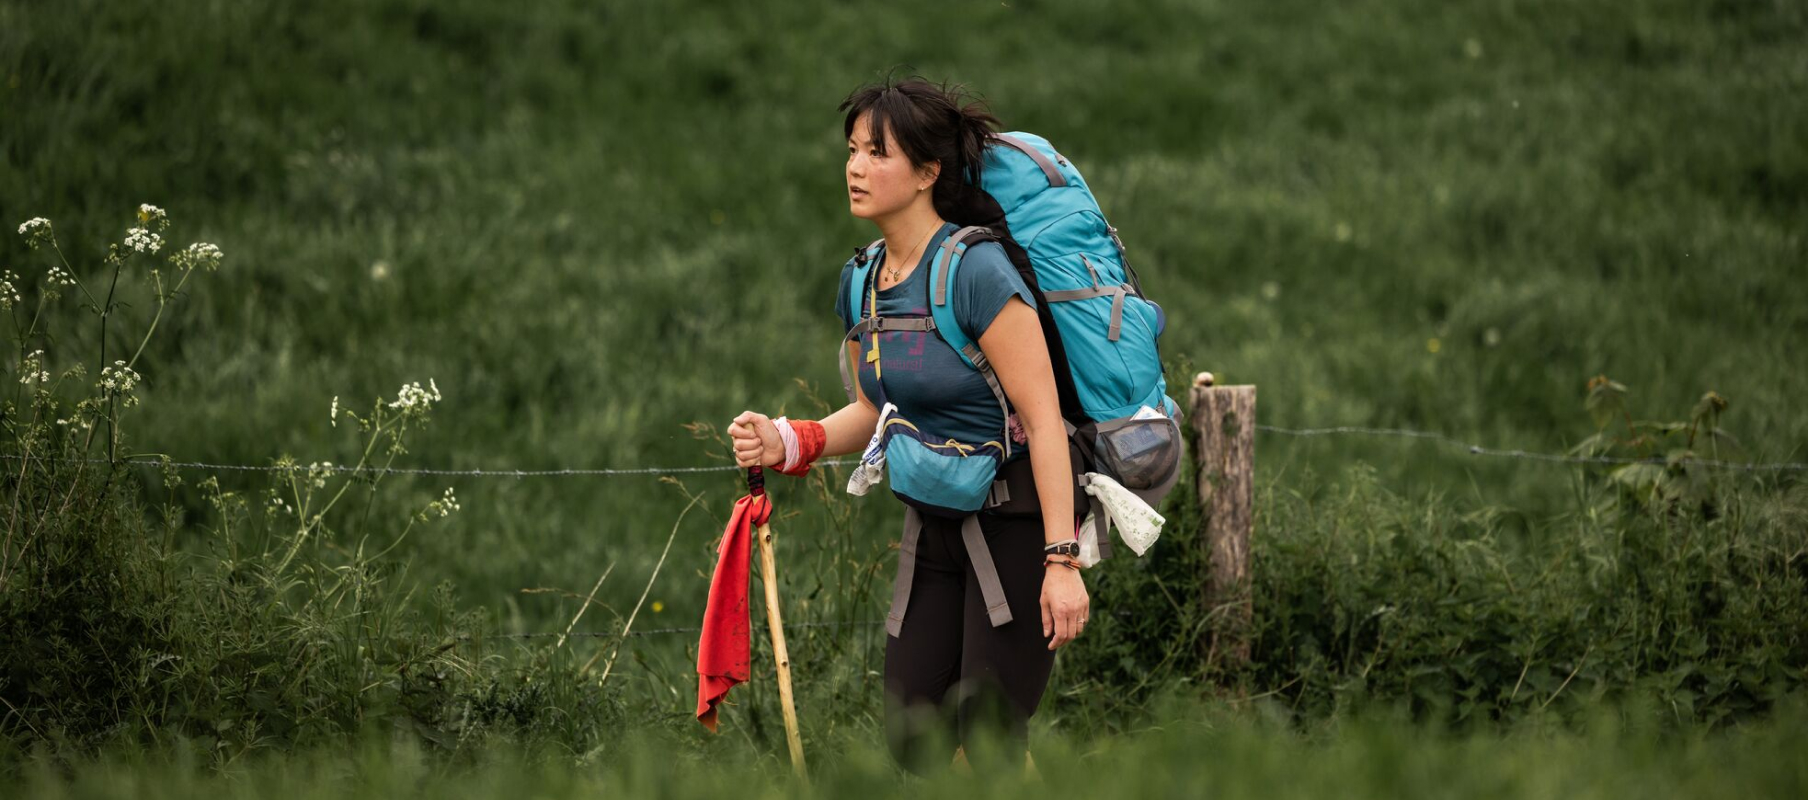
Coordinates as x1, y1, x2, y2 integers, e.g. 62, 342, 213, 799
918, 161, 941, 190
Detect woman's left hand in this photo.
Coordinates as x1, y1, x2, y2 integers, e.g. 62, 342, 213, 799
1040, 562, 1089, 650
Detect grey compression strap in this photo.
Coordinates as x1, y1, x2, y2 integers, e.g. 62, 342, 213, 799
1042, 285, 1134, 342
1042, 255, 1135, 341
994, 134, 1068, 188
886, 509, 1015, 637
962, 513, 1014, 627
1082, 254, 1102, 288
886, 505, 926, 638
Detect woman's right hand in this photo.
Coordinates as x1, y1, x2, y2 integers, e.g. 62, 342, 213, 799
728, 410, 784, 469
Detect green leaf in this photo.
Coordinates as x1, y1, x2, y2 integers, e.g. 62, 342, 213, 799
1585, 375, 1628, 430
1569, 431, 1613, 458
1690, 391, 1728, 427
1609, 463, 1664, 492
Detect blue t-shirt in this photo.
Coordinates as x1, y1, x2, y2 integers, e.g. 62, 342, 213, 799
835, 222, 1037, 463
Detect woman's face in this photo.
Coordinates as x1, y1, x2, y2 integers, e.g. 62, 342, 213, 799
846, 110, 937, 221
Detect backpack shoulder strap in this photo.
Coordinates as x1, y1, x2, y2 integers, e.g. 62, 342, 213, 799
847, 237, 884, 317
838, 238, 886, 404
925, 225, 998, 363
925, 226, 1014, 456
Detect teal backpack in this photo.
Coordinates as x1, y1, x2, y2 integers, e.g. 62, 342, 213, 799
839, 132, 1184, 558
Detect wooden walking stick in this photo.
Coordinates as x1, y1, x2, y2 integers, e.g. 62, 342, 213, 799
748, 466, 808, 780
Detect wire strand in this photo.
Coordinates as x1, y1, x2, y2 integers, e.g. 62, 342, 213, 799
0, 454, 852, 476
6, 424, 1803, 474
1254, 424, 1808, 471
468, 619, 883, 640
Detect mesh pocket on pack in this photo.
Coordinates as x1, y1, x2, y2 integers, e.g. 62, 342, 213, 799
1090, 412, 1181, 491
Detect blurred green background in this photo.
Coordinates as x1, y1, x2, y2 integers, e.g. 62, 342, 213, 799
6, 0, 1802, 626
3, 0, 1806, 787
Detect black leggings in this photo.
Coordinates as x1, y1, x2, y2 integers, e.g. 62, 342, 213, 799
882, 508, 1058, 774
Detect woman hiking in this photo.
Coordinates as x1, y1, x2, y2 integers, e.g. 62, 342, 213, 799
727, 76, 1088, 777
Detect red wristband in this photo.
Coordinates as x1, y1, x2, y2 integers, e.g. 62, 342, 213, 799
774, 419, 826, 477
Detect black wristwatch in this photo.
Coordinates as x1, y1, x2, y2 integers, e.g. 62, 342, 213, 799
1043, 541, 1080, 558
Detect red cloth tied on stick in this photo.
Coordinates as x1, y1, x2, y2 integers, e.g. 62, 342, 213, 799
695, 492, 773, 732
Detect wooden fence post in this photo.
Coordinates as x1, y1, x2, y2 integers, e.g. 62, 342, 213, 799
1190, 372, 1255, 669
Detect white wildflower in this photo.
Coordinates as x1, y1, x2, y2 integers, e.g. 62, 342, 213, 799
18, 349, 49, 385
422, 487, 461, 520
137, 204, 169, 231
97, 360, 143, 406
1, 270, 20, 310
437, 487, 460, 516
124, 227, 163, 254
330, 395, 339, 427
387, 379, 443, 411
46, 264, 76, 286
306, 461, 335, 489
173, 242, 223, 272
17, 217, 51, 249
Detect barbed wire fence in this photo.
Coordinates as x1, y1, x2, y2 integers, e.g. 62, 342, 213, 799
466, 619, 886, 642
4, 423, 1802, 645
5, 424, 1805, 478
1252, 425, 1808, 471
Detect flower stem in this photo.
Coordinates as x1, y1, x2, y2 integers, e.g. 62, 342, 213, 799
51, 241, 101, 311
126, 263, 194, 371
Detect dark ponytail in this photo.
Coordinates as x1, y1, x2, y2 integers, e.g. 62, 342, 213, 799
839, 75, 1004, 226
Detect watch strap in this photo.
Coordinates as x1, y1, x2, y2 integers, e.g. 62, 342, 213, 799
1043, 541, 1080, 557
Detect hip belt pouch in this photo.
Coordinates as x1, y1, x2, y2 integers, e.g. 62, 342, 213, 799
880, 416, 1005, 519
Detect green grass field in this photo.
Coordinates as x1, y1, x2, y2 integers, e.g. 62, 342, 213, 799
3, 0, 1806, 792
15, 694, 1808, 799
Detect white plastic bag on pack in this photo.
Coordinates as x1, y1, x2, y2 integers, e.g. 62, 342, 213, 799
845, 402, 897, 497
1075, 471, 1166, 567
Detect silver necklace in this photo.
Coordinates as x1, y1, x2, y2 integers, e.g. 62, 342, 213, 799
884, 221, 941, 284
